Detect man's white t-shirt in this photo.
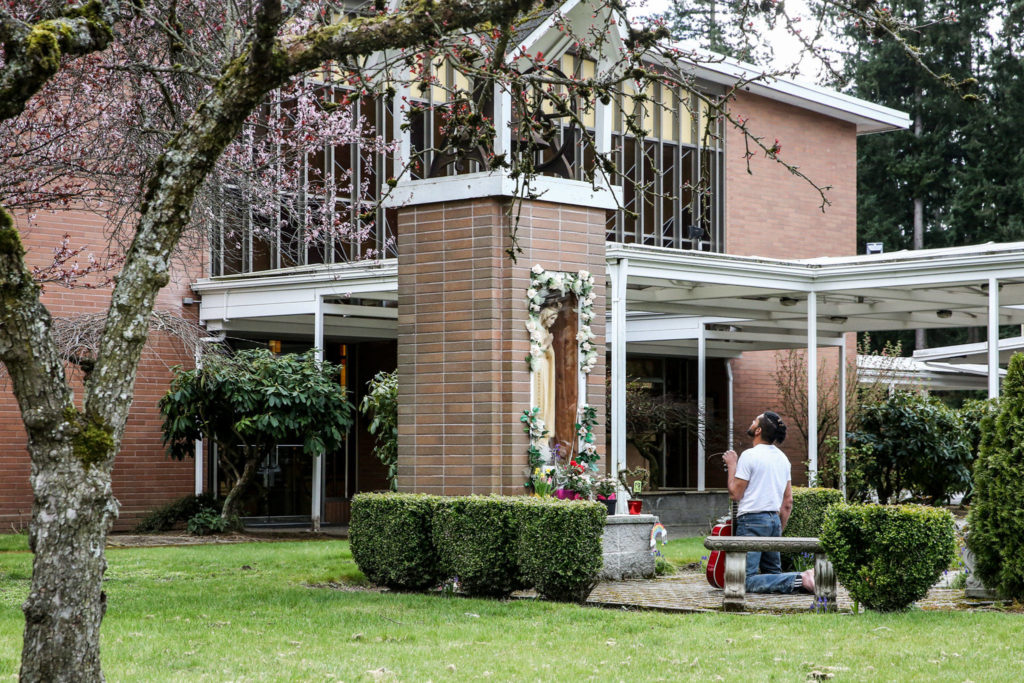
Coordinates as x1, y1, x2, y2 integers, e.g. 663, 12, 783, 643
735, 443, 791, 517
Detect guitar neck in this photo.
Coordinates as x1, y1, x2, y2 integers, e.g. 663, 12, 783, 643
730, 499, 738, 525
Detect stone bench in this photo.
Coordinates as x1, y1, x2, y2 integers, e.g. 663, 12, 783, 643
703, 536, 837, 612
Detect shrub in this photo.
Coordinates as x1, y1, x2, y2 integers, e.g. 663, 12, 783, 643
782, 487, 843, 569
187, 509, 231, 536
849, 391, 972, 504
349, 492, 442, 591
359, 370, 398, 491
432, 496, 527, 597
821, 503, 955, 612
516, 498, 605, 603
134, 493, 219, 533
966, 354, 1024, 600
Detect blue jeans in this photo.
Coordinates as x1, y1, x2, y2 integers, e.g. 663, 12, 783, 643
734, 511, 800, 594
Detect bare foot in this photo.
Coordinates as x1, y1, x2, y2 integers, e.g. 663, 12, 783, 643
801, 569, 815, 593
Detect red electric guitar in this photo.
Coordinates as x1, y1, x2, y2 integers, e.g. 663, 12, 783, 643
706, 499, 737, 588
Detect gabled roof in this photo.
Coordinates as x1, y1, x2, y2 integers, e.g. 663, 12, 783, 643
521, 1, 910, 134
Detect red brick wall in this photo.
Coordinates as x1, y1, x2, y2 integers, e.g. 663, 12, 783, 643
724, 91, 858, 484
725, 90, 857, 259
1, 207, 201, 531
397, 197, 607, 495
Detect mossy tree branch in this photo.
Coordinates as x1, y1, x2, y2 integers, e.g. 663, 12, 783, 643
0, 1, 118, 120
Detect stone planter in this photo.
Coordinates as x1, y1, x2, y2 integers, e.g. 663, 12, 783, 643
599, 514, 658, 581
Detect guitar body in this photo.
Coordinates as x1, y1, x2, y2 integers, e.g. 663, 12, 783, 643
705, 517, 732, 589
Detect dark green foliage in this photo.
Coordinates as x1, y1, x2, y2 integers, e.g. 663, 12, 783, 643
187, 509, 231, 536
785, 487, 845, 537
432, 497, 529, 597
350, 494, 606, 602
782, 487, 843, 569
160, 349, 353, 518
967, 354, 1024, 600
134, 494, 219, 532
359, 370, 398, 491
516, 497, 605, 603
849, 391, 972, 504
821, 503, 955, 612
349, 492, 443, 591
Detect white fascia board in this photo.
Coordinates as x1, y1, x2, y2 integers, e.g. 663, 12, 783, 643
192, 260, 397, 294
812, 249, 1024, 291
677, 54, 910, 134
384, 170, 622, 210
608, 242, 1024, 293
913, 336, 1024, 365
606, 242, 815, 291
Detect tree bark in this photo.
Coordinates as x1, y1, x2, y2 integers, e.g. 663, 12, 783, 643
221, 451, 263, 521
21, 445, 118, 682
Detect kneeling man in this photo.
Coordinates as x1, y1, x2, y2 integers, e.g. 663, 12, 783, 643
723, 411, 813, 594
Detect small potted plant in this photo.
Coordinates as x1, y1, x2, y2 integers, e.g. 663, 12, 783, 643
531, 467, 555, 497
593, 476, 617, 515
618, 467, 650, 515
561, 460, 592, 500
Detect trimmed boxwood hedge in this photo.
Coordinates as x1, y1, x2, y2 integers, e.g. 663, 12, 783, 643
433, 496, 528, 598
785, 487, 845, 537
349, 492, 443, 591
516, 497, 606, 603
782, 487, 844, 568
820, 503, 955, 612
350, 493, 605, 603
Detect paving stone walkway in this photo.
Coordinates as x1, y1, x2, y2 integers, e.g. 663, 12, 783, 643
582, 572, 974, 613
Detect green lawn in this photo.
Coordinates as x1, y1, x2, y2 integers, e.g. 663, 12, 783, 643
0, 534, 28, 553
659, 535, 709, 569
2, 536, 1023, 681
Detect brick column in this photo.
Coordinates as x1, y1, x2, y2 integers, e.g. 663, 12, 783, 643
397, 195, 607, 495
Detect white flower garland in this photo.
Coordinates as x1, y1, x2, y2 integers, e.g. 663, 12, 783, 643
525, 264, 597, 374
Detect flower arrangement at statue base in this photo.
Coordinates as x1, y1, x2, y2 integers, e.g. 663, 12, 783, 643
526, 446, 621, 512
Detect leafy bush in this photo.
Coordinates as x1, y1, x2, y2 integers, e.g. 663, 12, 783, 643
349, 492, 442, 591
967, 354, 1024, 600
782, 487, 843, 569
849, 391, 972, 504
187, 509, 231, 536
161, 349, 353, 519
516, 498, 605, 603
359, 370, 398, 491
821, 503, 955, 612
432, 497, 528, 597
134, 493, 219, 533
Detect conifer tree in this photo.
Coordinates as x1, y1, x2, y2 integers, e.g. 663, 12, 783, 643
966, 353, 1024, 600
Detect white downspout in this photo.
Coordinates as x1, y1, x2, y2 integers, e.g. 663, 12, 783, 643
194, 332, 226, 496
312, 295, 325, 532
807, 293, 818, 484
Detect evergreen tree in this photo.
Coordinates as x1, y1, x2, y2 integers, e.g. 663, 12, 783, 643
844, 1, 1021, 351
850, 1, 996, 254
966, 352, 1024, 600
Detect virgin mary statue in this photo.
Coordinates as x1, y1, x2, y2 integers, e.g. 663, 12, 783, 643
532, 305, 559, 441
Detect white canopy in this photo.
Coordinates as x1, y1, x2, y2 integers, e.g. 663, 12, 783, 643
606, 241, 1024, 496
